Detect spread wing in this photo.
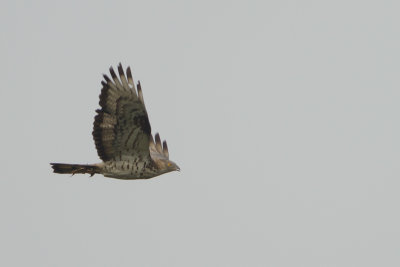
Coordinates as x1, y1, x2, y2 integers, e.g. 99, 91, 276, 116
149, 132, 170, 161
92, 63, 152, 162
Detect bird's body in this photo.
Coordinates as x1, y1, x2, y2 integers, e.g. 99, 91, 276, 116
50, 64, 179, 180
100, 156, 165, 179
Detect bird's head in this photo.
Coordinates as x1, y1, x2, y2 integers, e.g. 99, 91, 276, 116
151, 159, 180, 177
165, 160, 180, 172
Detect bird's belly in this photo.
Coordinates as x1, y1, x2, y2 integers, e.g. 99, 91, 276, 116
102, 161, 157, 180
103, 173, 154, 179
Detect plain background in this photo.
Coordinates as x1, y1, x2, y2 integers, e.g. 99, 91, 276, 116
1, 0, 399, 266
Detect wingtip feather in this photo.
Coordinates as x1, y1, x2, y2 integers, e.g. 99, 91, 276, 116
155, 133, 163, 153
109, 66, 117, 79
162, 140, 169, 158
137, 80, 144, 104
118, 63, 130, 89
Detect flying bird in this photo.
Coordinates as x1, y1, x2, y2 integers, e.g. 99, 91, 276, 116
50, 64, 180, 179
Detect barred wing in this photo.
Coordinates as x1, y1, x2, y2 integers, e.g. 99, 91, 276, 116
92, 64, 151, 161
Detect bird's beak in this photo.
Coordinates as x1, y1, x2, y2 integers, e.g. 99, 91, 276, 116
176, 165, 180, 172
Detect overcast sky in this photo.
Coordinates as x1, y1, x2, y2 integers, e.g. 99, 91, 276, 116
1, 0, 400, 266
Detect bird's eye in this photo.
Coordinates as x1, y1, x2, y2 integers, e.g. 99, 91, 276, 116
167, 163, 171, 167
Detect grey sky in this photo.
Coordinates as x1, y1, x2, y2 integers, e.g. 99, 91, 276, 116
1, 0, 399, 266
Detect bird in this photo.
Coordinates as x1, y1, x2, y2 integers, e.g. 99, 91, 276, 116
50, 63, 180, 180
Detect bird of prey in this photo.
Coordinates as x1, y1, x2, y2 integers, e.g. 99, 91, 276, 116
50, 64, 180, 180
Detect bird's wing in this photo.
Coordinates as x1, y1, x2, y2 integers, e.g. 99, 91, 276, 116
92, 63, 152, 162
149, 132, 170, 161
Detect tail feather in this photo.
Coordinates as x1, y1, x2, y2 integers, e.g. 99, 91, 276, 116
50, 163, 101, 177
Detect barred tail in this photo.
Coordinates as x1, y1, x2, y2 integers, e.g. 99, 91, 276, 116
50, 163, 101, 177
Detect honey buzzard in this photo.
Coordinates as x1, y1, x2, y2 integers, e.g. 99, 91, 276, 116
50, 64, 180, 179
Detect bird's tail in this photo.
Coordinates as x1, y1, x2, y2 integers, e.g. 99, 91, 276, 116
50, 163, 101, 177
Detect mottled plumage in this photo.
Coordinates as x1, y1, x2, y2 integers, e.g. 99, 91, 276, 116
51, 64, 179, 179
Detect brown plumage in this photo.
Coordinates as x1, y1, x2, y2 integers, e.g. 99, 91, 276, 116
50, 63, 180, 179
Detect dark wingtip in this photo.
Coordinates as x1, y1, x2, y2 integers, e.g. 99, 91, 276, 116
155, 133, 161, 144
118, 63, 124, 76
109, 66, 117, 79
103, 74, 111, 82
162, 140, 169, 158
126, 67, 133, 80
